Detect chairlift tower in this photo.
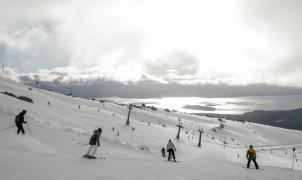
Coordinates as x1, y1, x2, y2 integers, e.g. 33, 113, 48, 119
126, 104, 132, 125
198, 128, 204, 148
176, 118, 184, 140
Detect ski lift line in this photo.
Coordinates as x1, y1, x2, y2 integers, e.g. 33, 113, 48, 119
258, 147, 302, 153
255, 143, 300, 151
252, 142, 302, 148
260, 144, 302, 150
205, 139, 302, 150
203, 127, 302, 149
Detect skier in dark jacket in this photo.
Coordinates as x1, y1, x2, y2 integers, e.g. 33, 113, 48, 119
83, 128, 102, 159
246, 145, 259, 169
15, 110, 27, 135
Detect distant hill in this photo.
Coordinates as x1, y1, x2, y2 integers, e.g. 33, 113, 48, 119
195, 108, 302, 131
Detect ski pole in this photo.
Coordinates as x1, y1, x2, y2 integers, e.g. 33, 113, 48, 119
25, 124, 32, 136
0, 125, 16, 133
75, 143, 89, 148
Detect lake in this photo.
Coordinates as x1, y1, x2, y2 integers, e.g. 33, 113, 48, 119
105, 95, 302, 114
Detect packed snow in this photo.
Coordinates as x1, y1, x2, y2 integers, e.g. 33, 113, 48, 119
0, 76, 302, 180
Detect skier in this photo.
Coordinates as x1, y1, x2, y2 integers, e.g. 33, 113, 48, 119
161, 147, 166, 158
166, 140, 176, 162
83, 128, 102, 159
246, 145, 259, 169
15, 110, 27, 135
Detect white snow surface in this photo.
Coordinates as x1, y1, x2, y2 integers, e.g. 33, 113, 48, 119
0, 76, 302, 180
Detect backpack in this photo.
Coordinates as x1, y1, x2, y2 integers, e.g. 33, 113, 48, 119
247, 149, 256, 159
15, 114, 20, 124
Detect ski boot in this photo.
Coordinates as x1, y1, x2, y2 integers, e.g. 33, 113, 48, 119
83, 154, 89, 158
90, 156, 96, 159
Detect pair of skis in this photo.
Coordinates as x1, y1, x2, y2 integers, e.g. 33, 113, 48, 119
242, 167, 263, 170
0, 124, 32, 135
83, 156, 106, 160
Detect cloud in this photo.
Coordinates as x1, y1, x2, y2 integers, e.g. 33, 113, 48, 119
0, 67, 20, 81
20, 74, 302, 98
0, 19, 70, 72
240, 0, 302, 85
1, 0, 302, 89
146, 50, 200, 75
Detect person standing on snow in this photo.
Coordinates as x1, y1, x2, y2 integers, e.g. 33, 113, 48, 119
166, 140, 176, 162
15, 110, 27, 135
161, 147, 166, 158
246, 145, 259, 169
83, 128, 102, 159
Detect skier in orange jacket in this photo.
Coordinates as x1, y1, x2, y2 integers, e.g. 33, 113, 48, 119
246, 145, 259, 169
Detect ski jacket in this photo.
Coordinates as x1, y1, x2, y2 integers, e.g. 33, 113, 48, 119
15, 113, 26, 126
167, 142, 176, 151
89, 131, 101, 146
246, 148, 256, 160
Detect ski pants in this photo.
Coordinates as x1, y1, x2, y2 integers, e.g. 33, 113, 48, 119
168, 149, 176, 161
85, 145, 98, 156
16, 124, 25, 134
247, 158, 259, 169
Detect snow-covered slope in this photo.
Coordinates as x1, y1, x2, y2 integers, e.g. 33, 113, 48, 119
1, 76, 302, 180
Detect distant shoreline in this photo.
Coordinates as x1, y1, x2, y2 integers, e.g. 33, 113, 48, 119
183, 105, 216, 111
192, 108, 302, 131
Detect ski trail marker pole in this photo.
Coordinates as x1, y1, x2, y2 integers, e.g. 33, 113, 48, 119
25, 124, 32, 136
292, 147, 296, 171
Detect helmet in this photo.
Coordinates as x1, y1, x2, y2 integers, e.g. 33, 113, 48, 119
22, 110, 27, 114
98, 128, 102, 133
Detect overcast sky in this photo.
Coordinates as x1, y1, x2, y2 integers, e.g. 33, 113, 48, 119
1, 0, 302, 97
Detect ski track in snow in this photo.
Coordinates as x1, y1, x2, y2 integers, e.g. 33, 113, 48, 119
0, 76, 302, 180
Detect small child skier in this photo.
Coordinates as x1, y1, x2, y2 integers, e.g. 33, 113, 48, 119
161, 147, 166, 158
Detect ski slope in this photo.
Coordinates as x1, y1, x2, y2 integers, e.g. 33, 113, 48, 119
0, 76, 302, 180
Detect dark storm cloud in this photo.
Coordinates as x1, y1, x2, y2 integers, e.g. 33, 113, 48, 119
20, 75, 302, 98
